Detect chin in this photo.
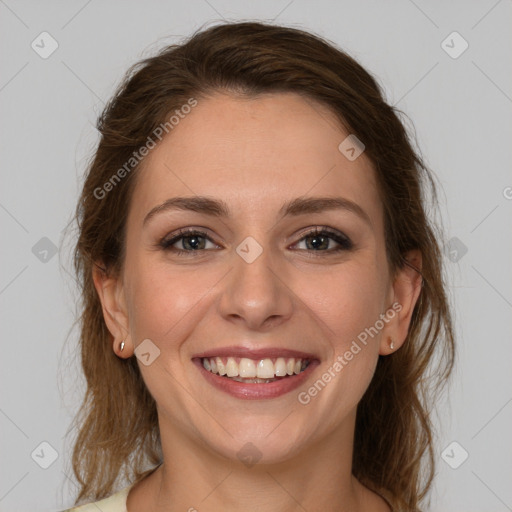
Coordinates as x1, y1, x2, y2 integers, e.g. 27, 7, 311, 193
201, 419, 312, 466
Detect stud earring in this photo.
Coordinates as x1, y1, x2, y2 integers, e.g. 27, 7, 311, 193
120, 340, 125, 352
388, 337, 394, 351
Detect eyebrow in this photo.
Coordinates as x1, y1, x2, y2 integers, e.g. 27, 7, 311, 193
143, 195, 372, 228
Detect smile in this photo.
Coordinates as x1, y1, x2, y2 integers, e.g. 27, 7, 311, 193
192, 347, 320, 399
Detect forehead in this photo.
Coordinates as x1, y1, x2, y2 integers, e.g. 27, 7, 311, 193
129, 92, 383, 230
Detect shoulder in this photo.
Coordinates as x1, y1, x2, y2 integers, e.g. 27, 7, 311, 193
60, 484, 132, 512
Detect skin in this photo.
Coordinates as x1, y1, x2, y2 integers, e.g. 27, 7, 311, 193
93, 91, 422, 512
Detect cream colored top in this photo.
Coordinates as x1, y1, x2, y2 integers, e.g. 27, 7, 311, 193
63, 484, 132, 512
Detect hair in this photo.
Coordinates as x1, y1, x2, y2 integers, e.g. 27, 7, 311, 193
68, 20, 455, 511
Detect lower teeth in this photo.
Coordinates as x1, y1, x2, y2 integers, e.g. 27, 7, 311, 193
222, 374, 299, 384
226, 375, 287, 384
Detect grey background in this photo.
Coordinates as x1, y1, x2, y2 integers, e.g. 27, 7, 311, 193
1, 0, 511, 510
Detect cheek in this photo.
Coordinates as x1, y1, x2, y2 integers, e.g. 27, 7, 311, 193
292, 264, 386, 430
299, 262, 385, 352
124, 256, 222, 346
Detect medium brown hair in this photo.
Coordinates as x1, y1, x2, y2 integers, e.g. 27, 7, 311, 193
67, 21, 455, 511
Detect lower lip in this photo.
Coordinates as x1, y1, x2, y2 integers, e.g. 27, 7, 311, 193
193, 358, 320, 400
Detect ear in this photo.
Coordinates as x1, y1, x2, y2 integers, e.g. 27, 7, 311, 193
92, 262, 132, 358
379, 249, 423, 355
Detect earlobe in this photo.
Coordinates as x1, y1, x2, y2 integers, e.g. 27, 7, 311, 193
92, 263, 131, 355
113, 337, 130, 358
379, 249, 423, 355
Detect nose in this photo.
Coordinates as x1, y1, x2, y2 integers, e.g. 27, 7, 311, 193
217, 242, 294, 331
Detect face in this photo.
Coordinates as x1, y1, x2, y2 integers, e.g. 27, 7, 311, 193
95, 91, 421, 465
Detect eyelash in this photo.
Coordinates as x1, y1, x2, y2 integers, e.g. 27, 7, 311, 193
159, 227, 353, 257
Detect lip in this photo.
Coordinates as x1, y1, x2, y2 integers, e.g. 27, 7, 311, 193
191, 346, 318, 361
192, 354, 320, 400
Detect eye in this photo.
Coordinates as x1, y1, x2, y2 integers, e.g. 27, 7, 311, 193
291, 227, 353, 253
160, 229, 219, 255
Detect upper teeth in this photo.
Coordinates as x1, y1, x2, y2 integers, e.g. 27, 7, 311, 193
202, 357, 308, 378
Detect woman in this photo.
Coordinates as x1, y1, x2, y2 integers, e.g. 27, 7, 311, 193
64, 20, 455, 512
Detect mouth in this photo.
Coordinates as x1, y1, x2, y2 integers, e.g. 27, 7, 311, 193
191, 348, 319, 400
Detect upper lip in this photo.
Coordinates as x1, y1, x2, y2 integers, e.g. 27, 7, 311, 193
192, 346, 319, 360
